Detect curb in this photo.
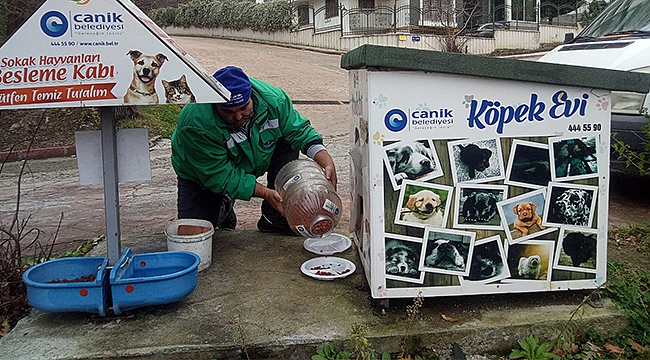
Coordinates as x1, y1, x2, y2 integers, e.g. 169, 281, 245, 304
0, 145, 76, 163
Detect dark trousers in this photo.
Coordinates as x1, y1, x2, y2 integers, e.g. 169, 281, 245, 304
176, 139, 298, 229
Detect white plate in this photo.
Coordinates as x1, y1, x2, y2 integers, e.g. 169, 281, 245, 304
300, 256, 356, 281
303, 234, 352, 255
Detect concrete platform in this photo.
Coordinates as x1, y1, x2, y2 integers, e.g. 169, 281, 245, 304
0, 230, 626, 360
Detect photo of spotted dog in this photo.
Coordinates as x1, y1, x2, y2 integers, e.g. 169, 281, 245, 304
543, 182, 598, 228
420, 228, 475, 276
385, 237, 425, 283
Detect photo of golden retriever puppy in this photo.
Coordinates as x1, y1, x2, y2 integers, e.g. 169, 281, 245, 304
123, 50, 168, 104
401, 189, 443, 226
513, 201, 545, 236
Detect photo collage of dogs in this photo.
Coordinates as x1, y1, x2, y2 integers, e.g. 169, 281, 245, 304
380, 135, 601, 291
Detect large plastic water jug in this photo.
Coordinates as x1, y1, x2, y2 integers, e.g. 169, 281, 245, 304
275, 159, 342, 238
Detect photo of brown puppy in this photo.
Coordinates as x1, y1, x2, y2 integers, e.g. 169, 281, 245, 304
401, 189, 443, 226
124, 50, 168, 104
513, 202, 545, 236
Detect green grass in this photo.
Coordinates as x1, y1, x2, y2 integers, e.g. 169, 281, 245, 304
116, 104, 183, 138
609, 222, 650, 255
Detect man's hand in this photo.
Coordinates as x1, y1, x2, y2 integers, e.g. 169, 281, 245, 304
314, 149, 338, 190
253, 182, 285, 216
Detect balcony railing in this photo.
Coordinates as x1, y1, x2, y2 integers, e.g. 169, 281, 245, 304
292, 1, 578, 37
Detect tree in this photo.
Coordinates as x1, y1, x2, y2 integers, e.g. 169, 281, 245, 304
579, 0, 609, 27
0, 0, 43, 43
540, 0, 582, 24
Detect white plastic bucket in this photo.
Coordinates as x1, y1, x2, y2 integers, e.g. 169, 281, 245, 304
164, 219, 214, 272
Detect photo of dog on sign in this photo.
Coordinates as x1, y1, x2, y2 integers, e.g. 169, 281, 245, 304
461, 235, 510, 284
505, 240, 554, 281
549, 136, 599, 181
395, 180, 453, 228
496, 188, 557, 244
124, 50, 169, 104
454, 184, 507, 230
383, 139, 443, 190
505, 139, 552, 189
420, 228, 475, 276
553, 226, 598, 274
447, 138, 505, 184
384, 236, 426, 284
543, 182, 598, 228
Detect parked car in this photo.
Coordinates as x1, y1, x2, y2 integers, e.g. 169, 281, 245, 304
467, 22, 509, 37
537, 0, 650, 156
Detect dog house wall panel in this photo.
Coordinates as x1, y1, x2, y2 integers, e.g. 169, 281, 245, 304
349, 67, 612, 299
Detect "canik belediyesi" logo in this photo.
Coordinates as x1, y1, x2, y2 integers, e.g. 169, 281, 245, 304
40, 11, 69, 38
384, 106, 454, 132
40, 10, 125, 38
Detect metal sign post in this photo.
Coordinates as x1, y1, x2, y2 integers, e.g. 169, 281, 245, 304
100, 107, 121, 266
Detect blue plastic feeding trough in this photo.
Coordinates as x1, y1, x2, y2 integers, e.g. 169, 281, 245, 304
22, 248, 200, 316
109, 248, 200, 315
22, 256, 109, 316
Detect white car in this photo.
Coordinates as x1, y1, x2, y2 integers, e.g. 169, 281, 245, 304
538, 0, 650, 153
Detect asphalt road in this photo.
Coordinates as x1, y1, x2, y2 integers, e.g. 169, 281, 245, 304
1, 37, 649, 253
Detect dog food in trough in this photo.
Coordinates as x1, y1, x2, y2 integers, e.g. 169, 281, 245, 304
22, 256, 109, 316
47, 274, 97, 283
275, 159, 342, 238
22, 248, 200, 316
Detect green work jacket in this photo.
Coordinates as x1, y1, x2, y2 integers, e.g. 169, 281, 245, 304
171, 77, 323, 200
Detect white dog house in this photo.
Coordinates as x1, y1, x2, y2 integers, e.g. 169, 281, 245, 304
342, 44, 650, 298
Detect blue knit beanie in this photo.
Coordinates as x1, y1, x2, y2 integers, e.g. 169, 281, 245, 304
213, 66, 252, 107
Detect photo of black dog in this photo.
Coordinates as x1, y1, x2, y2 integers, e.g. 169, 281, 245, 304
459, 143, 492, 179
553, 137, 598, 178
467, 241, 505, 281
461, 190, 500, 224
547, 187, 594, 227
424, 239, 470, 272
508, 142, 551, 187
385, 239, 422, 279
561, 232, 597, 267
385, 140, 437, 185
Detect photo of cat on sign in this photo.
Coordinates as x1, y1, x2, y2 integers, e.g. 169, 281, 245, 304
162, 74, 196, 104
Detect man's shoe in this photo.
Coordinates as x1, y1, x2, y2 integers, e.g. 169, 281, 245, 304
257, 215, 299, 236
218, 210, 237, 230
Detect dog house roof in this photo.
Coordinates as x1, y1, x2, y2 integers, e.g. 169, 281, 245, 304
340, 44, 650, 94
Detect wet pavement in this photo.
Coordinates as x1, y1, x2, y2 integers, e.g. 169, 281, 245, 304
1, 37, 650, 359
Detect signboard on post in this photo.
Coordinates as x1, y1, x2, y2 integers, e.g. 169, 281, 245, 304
0, 0, 232, 265
0, 0, 229, 109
